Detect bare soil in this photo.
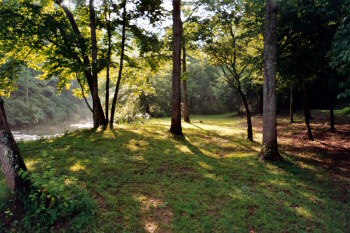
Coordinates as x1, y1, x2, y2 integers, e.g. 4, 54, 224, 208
252, 111, 350, 201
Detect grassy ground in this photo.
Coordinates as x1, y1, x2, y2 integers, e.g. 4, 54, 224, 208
1, 113, 349, 232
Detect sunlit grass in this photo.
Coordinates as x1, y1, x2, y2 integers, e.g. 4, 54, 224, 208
0, 114, 349, 232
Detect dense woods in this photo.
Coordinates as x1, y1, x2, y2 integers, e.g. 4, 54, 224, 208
0, 0, 349, 231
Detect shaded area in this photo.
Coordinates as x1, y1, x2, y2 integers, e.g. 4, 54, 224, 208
0, 114, 346, 232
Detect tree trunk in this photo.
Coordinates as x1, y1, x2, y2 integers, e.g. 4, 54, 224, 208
258, 89, 263, 115
0, 98, 29, 194
259, 0, 282, 161
89, 0, 100, 129
289, 81, 294, 123
105, 6, 112, 124
324, 79, 335, 132
237, 88, 253, 141
300, 82, 314, 141
140, 92, 151, 115
57, 1, 107, 128
170, 0, 183, 135
182, 32, 190, 123
110, 0, 127, 130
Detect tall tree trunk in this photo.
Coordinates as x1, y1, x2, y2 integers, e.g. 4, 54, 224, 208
237, 88, 253, 141
303, 86, 312, 120
182, 32, 190, 123
105, 5, 112, 124
0, 98, 29, 194
289, 81, 294, 123
258, 88, 263, 115
110, 0, 127, 130
89, 0, 100, 129
324, 79, 335, 132
259, 0, 282, 161
57, 1, 107, 128
140, 91, 151, 115
300, 81, 314, 141
170, 0, 183, 135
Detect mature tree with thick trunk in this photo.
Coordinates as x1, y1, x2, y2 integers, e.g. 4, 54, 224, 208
259, 0, 283, 161
170, 0, 183, 135
0, 97, 29, 194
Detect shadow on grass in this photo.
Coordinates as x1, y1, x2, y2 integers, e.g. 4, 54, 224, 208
8, 125, 349, 232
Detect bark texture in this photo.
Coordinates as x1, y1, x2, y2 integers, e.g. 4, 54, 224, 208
170, 0, 183, 135
259, 0, 282, 161
0, 98, 29, 194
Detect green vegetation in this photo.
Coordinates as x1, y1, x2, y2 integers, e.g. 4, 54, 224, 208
1, 114, 348, 232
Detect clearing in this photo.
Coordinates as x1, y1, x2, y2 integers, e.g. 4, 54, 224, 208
0, 112, 349, 232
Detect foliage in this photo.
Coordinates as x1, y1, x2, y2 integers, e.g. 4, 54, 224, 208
278, 0, 342, 90
4, 68, 90, 127
0, 153, 97, 232
143, 59, 235, 117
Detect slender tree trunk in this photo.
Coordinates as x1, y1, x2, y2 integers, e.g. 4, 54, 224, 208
289, 81, 294, 123
324, 79, 335, 132
258, 89, 263, 115
105, 6, 112, 124
300, 81, 314, 141
57, 1, 107, 128
140, 92, 151, 115
259, 0, 282, 161
237, 88, 253, 141
182, 33, 190, 123
170, 0, 183, 135
0, 98, 29, 194
303, 86, 313, 120
89, 0, 100, 129
110, 0, 126, 130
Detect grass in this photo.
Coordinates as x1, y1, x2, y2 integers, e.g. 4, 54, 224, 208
1, 114, 349, 232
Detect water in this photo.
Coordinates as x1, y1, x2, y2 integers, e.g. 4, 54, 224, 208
12, 122, 93, 142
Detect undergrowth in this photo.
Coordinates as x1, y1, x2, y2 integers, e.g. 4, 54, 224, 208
0, 165, 96, 232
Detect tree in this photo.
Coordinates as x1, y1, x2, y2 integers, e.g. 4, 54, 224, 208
0, 0, 163, 130
204, 2, 258, 141
259, 0, 282, 161
0, 97, 29, 194
170, 0, 183, 135
110, 0, 127, 129
278, 0, 342, 137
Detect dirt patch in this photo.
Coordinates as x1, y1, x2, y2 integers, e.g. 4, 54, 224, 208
250, 112, 350, 180
136, 194, 173, 233
92, 191, 107, 211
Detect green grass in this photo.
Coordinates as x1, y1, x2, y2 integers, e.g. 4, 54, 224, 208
1, 114, 349, 232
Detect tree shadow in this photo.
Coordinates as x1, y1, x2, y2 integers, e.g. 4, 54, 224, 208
8, 124, 349, 232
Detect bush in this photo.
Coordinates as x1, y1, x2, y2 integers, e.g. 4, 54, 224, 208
0, 169, 97, 232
